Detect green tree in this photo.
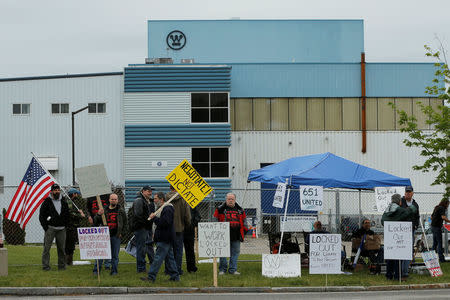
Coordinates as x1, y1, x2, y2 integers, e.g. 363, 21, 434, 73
391, 44, 450, 200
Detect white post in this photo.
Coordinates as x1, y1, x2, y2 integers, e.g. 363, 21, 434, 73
278, 177, 291, 255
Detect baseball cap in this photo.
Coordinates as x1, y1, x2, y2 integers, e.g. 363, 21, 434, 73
68, 188, 80, 196
142, 185, 154, 191
51, 184, 60, 191
405, 186, 414, 192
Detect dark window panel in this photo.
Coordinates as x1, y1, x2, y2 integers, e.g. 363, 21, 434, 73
191, 93, 209, 107
192, 148, 210, 162
97, 103, 106, 113
192, 163, 210, 178
22, 104, 30, 114
211, 108, 228, 122
13, 104, 21, 114
52, 104, 59, 114
192, 108, 209, 122
211, 163, 229, 177
211, 148, 228, 162
88, 103, 96, 113
61, 103, 69, 113
210, 93, 228, 107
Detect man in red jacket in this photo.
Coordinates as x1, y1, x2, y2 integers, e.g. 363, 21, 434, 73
214, 193, 248, 275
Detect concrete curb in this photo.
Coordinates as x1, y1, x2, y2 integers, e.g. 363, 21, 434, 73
1, 283, 450, 296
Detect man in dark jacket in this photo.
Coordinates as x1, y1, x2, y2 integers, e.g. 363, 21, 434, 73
39, 184, 70, 271
65, 188, 86, 266
184, 206, 201, 273
214, 193, 248, 275
132, 185, 155, 273
141, 192, 179, 282
400, 185, 419, 278
94, 193, 127, 275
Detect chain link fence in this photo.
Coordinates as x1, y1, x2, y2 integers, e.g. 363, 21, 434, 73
0, 185, 446, 263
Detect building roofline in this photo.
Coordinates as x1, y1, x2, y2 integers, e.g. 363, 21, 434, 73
0, 72, 123, 82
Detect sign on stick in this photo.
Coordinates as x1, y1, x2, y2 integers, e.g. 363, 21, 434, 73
384, 221, 413, 260
374, 187, 406, 212
77, 227, 111, 260
280, 216, 317, 232
75, 164, 111, 198
300, 185, 323, 211
198, 222, 230, 258
262, 254, 301, 278
309, 234, 341, 274
166, 159, 212, 208
272, 182, 286, 208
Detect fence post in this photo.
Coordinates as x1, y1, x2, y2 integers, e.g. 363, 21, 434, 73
335, 190, 340, 233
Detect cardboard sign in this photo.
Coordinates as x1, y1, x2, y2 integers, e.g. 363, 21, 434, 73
300, 185, 323, 212
75, 164, 111, 198
77, 227, 111, 260
309, 234, 341, 274
262, 254, 301, 278
166, 159, 212, 208
422, 250, 443, 277
384, 221, 413, 260
374, 186, 406, 212
198, 222, 230, 258
272, 182, 286, 208
280, 216, 317, 232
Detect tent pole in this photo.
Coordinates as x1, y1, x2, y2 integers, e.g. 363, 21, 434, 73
279, 177, 291, 255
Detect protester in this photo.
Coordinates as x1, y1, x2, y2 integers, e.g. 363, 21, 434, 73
141, 192, 179, 282
400, 185, 419, 278
94, 193, 127, 275
39, 184, 70, 271
165, 185, 191, 275
351, 219, 383, 274
131, 185, 155, 273
431, 198, 450, 263
184, 206, 201, 273
65, 188, 86, 266
214, 193, 248, 275
381, 193, 417, 281
304, 221, 329, 255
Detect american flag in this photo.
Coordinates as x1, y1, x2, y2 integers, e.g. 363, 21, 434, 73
5, 158, 55, 229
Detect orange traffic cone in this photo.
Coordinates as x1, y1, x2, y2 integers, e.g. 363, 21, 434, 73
252, 228, 256, 238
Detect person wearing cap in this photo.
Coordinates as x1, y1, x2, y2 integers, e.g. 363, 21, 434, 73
400, 185, 419, 278
431, 198, 450, 262
131, 185, 155, 273
65, 188, 86, 266
39, 184, 70, 271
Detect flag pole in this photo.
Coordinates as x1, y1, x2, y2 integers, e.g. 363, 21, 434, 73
30, 152, 80, 211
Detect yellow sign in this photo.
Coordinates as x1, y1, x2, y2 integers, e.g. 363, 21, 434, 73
165, 159, 212, 208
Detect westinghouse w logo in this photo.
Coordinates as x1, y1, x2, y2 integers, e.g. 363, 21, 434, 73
166, 30, 186, 50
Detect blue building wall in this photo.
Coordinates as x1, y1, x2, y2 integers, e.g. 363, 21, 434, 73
148, 19, 364, 63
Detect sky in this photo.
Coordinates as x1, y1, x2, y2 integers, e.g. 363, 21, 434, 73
1, 0, 449, 78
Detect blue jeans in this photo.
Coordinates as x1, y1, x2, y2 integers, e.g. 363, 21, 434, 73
401, 229, 415, 276
148, 242, 179, 281
432, 226, 444, 262
172, 233, 184, 274
93, 235, 120, 274
135, 228, 153, 272
219, 240, 241, 274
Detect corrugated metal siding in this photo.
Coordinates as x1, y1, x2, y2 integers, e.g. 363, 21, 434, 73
0, 75, 124, 186
124, 65, 231, 92
125, 124, 231, 147
124, 92, 190, 124
124, 147, 191, 180
230, 131, 445, 196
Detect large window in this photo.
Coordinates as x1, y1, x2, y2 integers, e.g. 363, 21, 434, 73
192, 148, 229, 178
12, 103, 30, 115
88, 102, 106, 114
191, 93, 228, 123
51, 103, 69, 114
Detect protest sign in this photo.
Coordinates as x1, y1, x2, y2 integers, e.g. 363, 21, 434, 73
374, 186, 405, 212
422, 250, 443, 277
198, 222, 230, 258
309, 234, 341, 274
77, 227, 111, 260
300, 185, 323, 212
166, 159, 212, 208
384, 221, 413, 260
75, 164, 111, 198
272, 182, 286, 208
262, 254, 301, 278
280, 216, 316, 232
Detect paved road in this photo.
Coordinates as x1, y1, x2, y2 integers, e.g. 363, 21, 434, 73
3, 289, 450, 300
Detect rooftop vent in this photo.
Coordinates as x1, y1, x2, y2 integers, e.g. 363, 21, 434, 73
181, 58, 195, 64
145, 58, 173, 64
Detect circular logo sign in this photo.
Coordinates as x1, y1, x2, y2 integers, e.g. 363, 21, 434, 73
166, 30, 186, 50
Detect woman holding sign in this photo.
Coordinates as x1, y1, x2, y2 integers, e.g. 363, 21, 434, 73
431, 199, 450, 263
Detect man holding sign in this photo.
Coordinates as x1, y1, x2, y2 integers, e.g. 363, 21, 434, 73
214, 193, 248, 275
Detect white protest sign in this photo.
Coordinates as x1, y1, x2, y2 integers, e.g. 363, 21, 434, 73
75, 164, 111, 198
374, 186, 405, 212
300, 185, 323, 212
77, 227, 111, 260
272, 182, 286, 209
309, 234, 341, 274
280, 216, 317, 232
262, 254, 301, 278
422, 251, 443, 277
198, 222, 230, 258
384, 221, 413, 260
